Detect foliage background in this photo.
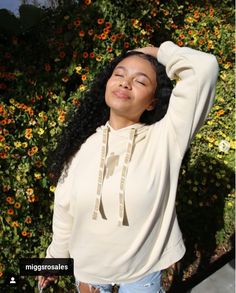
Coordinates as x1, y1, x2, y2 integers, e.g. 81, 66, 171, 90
0, 0, 234, 291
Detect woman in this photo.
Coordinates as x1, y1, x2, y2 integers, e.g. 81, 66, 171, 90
38, 41, 219, 292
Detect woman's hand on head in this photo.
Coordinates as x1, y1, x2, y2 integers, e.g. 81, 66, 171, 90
37, 275, 58, 290
132, 46, 159, 58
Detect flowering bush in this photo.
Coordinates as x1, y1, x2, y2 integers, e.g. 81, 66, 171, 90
0, 0, 234, 291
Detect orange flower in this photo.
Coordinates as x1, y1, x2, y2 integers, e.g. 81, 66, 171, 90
198, 39, 204, 45
101, 33, 107, 40
25, 216, 32, 224
7, 209, 14, 215
21, 231, 27, 237
0, 153, 7, 159
74, 19, 81, 27
97, 18, 104, 25
110, 35, 117, 42
124, 42, 130, 49
26, 188, 34, 196
81, 74, 87, 81
14, 202, 21, 209
209, 7, 214, 17
177, 40, 184, 46
72, 98, 80, 106
188, 30, 193, 35
107, 47, 113, 52
96, 55, 102, 62
79, 30, 85, 37
103, 28, 110, 34
25, 128, 33, 139
179, 33, 185, 39
58, 111, 65, 123
85, 0, 91, 5
216, 109, 225, 117
27, 195, 36, 203
0, 135, 5, 142
105, 22, 112, 28
11, 221, 19, 228
6, 196, 14, 204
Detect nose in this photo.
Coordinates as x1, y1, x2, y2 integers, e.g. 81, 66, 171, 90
119, 78, 132, 89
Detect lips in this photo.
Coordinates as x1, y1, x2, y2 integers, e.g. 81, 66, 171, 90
112, 90, 130, 100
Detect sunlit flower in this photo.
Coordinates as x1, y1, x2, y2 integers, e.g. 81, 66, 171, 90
209, 7, 214, 17
107, 47, 113, 52
110, 35, 117, 42
14, 141, 22, 148
34, 172, 42, 179
6, 197, 14, 204
7, 209, 14, 215
85, 0, 91, 5
131, 19, 139, 28
79, 84, 86, 91
218, 140, 230, 152
37, 128, 44, 135
75, 65, 82, 74
26, 188, 34, 196
216, 109, 225, 117
50, 185, 56, 192
100, 33, 107, 40
11, 221, 19, 228
25, 128, 33, 139
0, 152, 7, 159
81, 74, 87, 81
21, 230, 27, 237
25, 216, 32, 224
177, 40, 184, 46
14, 202, 21, 209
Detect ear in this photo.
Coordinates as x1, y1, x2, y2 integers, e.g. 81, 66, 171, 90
146, 99, 157, 111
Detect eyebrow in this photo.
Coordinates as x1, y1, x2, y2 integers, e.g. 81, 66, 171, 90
114, 66, 152, 82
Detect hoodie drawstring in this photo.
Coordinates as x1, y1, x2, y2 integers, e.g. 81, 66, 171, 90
92, 127, 136, 226
118, 128, 135, 226
92, 127, 109, 221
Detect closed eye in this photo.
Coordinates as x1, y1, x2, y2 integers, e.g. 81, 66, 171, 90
136, 80, 146, 85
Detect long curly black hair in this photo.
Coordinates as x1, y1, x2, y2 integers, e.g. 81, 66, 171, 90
47, 51, 173, 184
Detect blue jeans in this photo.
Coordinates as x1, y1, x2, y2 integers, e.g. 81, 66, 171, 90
76, 271, 165, 293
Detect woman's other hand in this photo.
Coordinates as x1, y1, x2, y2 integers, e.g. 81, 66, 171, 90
132, 46, 158, 58
37, 275, 58, 290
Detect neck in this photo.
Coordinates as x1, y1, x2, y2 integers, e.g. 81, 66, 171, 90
109, 113, 139, 130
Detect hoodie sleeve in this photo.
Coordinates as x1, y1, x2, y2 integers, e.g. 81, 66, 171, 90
46, 167, 75, 259
157, 41, 219, 157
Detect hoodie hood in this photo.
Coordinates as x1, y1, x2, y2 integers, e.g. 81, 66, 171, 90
92, 121, 149, 226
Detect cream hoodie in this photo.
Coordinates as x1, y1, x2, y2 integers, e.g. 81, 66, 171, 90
46, 41, 219, 284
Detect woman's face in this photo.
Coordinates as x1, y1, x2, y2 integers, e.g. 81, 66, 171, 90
105, 55, 157, 123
